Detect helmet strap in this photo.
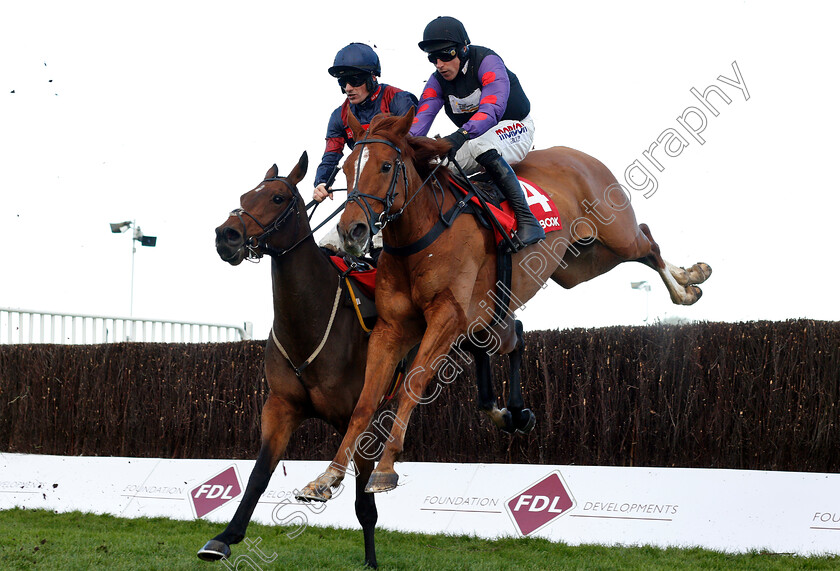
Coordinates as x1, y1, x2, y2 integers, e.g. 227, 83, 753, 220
366, 76, 379, 97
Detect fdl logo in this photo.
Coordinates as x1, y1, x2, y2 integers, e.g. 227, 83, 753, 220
505, 471, 576, 536
189, 465, 243, 519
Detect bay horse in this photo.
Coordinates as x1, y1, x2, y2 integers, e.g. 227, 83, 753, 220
201, 152, 528, 567
299, 108, 712, 499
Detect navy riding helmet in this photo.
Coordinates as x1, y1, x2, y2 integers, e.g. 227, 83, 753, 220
418, 16, 470, 60
328, 43, 380, 94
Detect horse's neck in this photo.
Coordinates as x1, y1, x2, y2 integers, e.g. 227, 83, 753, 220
269, 240, 339, 333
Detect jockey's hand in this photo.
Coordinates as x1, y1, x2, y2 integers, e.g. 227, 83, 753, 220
313, 183, 333, 202
442, 128, 469, 161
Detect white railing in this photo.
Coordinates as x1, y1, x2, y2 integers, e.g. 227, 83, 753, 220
0, 308, 253, 345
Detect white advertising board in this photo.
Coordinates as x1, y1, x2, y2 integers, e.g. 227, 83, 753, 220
1, 453, 838, 556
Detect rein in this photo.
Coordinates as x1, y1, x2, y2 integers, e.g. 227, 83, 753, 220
230, 175, 347, 262
227, 170, 350, 378
347, 134, 468, 256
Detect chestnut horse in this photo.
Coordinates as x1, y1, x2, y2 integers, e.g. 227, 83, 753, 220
202, 152, 528, 566
299, 108, 712, 499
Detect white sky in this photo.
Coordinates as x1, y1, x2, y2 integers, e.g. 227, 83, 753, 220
2, 1, 838, 339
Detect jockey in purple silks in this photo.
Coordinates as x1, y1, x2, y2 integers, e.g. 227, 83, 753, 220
410, 16, 545, 250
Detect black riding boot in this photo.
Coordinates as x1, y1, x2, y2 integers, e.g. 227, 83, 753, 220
477, 149, 545, 251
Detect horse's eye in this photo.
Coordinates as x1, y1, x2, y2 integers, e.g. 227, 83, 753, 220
272, 195, 284, 205
381, 162, 392, 173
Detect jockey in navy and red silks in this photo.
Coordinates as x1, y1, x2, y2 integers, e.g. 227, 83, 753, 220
409, 16, 544, 250
313, 43, 418, 201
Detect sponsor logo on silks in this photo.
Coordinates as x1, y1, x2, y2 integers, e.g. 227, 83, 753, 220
495, 122, 528, 141
189, 465, 243, 519
505, 471, 576, 536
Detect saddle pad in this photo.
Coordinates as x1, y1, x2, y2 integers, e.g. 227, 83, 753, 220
449, 176, 562, 244
330, 256, 377, 298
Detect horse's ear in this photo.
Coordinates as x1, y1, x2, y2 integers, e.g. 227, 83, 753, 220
288, 151, 308, 185
265, 164, 279, 180
394, 106, 416, 138
347, 110, 366, 142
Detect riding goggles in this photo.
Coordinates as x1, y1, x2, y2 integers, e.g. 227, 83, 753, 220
337, 73, 370, 88
427, 46, 458, 63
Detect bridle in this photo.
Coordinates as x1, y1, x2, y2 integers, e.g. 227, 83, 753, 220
346, 131, 463, 256
227, 175, 346, 261
345, 135, 411, 237
226, 174, 347, 378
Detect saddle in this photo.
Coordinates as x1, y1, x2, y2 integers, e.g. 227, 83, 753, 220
446, 170, 563, 245
329, 255, 378, 332
443, 170, 563, 326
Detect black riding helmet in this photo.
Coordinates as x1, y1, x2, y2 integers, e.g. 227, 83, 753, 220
328, 43, 380, 95
418, 16, 470, 60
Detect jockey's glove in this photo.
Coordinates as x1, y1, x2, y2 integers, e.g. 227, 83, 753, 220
442, 128, 470, 160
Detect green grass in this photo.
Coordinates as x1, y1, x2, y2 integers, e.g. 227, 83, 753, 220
0, 508, 838, 570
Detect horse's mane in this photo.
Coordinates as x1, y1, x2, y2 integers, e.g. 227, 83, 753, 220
366, 114, 451, 181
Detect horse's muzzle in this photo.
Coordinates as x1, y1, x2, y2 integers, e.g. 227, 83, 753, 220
341, 222, 370, 258
215, 225, 246, 265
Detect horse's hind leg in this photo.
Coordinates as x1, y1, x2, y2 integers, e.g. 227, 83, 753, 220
198, 393, 302, 561
636, 224, 712, 306
550, 239, 627, 289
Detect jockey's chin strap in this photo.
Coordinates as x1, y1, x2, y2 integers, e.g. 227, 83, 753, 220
270, 274, 343, 378
230, 175, 347, 262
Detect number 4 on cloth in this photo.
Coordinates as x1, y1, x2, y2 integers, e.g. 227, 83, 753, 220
521, 179, 552, 213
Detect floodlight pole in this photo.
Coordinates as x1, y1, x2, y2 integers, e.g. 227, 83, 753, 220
111, 219, 156, 325
130, 219, 137, 317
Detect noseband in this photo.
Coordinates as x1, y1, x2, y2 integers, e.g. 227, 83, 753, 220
230, 175, 304, 260
228, 173, 351, 261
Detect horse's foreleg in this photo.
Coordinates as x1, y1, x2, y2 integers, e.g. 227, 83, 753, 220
467, 320, 534, 434
474, 349, 511, 429
366, 303, 465, 493
198, 393, 301, 561
353, 452, 378, 569
460, 335, 507, 427
299, 326, 406, 501
504, 320, 536, 434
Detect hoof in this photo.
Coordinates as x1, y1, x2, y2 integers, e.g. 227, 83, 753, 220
295, 483, 332, 503
296, 468, 342, 502
501, 408, 536, 434
684, 285, 703, 305
692, 262, 712, 283
500, 408, 516, 434
364, 470, 399, 493
197, 539, 231, 561
514, 409, 537, 434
